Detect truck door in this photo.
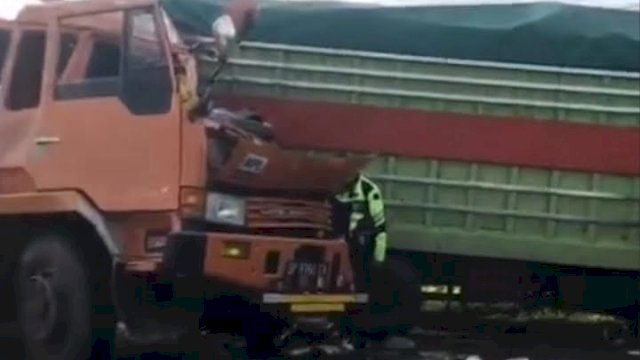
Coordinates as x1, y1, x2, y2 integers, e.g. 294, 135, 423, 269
27, 5, 181, 211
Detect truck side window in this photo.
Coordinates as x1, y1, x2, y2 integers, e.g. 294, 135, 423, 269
121, 8, 172, 115
5, 30, 46, 111
86, 40, 121, 79
56, 33, 78, 78
55, 12, 124, 101
128, 11, 166, 69
0, 29, 9, 81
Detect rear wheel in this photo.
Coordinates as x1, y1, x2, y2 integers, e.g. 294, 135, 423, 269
15, 234, 115, 360
354, 256, 422, 337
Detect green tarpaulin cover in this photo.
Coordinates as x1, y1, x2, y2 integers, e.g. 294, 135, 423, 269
161, 0, 640, 72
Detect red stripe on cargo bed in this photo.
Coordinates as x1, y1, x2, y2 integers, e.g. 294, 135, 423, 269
217, 96, 640, 176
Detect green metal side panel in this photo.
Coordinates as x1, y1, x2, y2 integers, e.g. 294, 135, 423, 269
213, 42, 640, 127
293, 149, 640, 270
208, 43, 640, 270
364, 157, 640, 271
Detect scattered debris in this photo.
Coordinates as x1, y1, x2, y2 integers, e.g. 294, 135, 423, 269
417, 351, 453, 360
410, 327, 429, 336
463, 355, 482, 360
384, 336, 417, 350
483, 309, 624, 324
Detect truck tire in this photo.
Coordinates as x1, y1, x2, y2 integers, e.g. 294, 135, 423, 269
357, 256, 422, 336
15, 234, 115, 360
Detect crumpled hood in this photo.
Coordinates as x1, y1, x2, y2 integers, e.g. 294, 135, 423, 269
202, 114, 371, 195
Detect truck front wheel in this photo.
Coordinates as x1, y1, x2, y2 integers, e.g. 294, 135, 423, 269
15, 234, 114, 360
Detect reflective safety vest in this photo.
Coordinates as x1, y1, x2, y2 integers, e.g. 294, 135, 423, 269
335, 175, 388, 263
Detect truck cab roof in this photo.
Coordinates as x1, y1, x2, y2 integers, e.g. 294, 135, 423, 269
13, 0, 155, 23
3, 0, 186, 46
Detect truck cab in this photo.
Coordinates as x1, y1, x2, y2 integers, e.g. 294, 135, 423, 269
0, 0, 367, 358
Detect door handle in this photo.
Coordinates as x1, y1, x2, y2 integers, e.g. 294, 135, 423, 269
35, 137, 61, 145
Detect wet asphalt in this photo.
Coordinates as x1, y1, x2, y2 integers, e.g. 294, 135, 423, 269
115, 319, 640, 360
116, 332, 639, 360
1, 314, 638, 360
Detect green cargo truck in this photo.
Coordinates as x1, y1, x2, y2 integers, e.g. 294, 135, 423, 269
167, 0, 640, 335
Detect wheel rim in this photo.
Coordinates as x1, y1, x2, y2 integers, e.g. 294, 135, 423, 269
28, 273, 58, 341
20, 267, 69, 356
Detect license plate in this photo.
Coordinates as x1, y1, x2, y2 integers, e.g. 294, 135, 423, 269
286, 262, 328, 291
287, 262, 328, 277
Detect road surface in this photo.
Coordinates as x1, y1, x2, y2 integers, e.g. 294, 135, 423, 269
2, 313, 638, 359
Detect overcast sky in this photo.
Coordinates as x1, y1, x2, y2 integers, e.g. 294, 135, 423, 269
0, 0, 38, 20
1, 0, 637, 20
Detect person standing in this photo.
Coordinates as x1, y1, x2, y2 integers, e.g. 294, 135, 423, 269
334, 174, 421, 350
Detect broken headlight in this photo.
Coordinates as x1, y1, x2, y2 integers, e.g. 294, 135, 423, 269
205, 192, 246, 226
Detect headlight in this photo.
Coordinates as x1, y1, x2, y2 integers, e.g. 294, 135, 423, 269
205, 192, 246, 226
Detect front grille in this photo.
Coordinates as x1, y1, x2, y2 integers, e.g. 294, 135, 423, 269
246, 197, 333, 235
180, 196, 336, 239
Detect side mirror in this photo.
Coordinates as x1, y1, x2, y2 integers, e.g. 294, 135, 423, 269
211, 14, 237, 59
211, 0, 258, 59
189, 0, 258, 120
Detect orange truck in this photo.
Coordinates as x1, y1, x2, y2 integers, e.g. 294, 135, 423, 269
0, 0, 369, 358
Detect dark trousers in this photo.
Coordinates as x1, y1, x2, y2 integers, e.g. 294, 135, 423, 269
347, 232, 376, 292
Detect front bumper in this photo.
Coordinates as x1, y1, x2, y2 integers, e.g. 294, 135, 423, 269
159, 231, 367, 312
262, 293, 369, 314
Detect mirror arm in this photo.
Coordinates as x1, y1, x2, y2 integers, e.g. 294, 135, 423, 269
188, 56, 228, 121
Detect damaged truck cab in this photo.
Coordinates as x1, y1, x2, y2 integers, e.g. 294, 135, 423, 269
0, 0, 367, 358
